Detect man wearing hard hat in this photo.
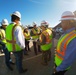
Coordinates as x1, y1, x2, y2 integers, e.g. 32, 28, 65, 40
0, 19, 15, 70
39, 20, 53, 65
5, 11, 27, 73
30, 22, 41, 55
52, 11, 76, 75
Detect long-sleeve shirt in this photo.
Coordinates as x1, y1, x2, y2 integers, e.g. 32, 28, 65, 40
13, 22, 25, 49
56, 27, 76, 71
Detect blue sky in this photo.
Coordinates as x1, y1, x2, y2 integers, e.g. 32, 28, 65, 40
0, 0, 76, 27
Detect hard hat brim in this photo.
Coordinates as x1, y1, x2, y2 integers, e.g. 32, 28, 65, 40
60, 18, 76, 21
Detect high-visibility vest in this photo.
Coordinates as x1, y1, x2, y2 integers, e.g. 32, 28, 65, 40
0, 29, 6, 43
24, 31, 30, 40
6, 23, 22, 52
55, 30, 76, 70
31, 28, 39, 40
39, 29, 52, 51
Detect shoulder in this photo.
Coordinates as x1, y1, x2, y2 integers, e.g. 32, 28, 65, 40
68, 38, 76, 47
15, 26, 22, 31
0, 29, 5, 32
31, 28, 34, 30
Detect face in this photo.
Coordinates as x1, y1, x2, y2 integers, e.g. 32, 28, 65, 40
14, 17, 20, 25
34, 25, 36, 28
61, 20, 69, 31
15, 20, 20, 25
2, 25, 7, 29
41, 26, 45, 31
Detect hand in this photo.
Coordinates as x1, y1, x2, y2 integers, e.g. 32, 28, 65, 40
30, 37, 33, 40
53, 65, 57, 74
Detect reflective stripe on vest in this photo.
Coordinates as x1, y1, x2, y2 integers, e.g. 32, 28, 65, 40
6, 23, 21, 52
40, 29, 52, 51
6, 25, 17, 51
55, 30, 76, 67
56, 30, 76, 60
40, 29, 52, 44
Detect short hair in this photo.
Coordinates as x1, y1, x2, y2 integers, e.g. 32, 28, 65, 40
11, 15, 20, 22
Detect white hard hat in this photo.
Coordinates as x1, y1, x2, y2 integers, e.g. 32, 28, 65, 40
32, 22, 37, 26
12, 11, 21, 19
41, 20, 49, 26
25, 27, 28, 29
1, 19, 9, 25
73, 11, 76, 18
60, 11, 76, 21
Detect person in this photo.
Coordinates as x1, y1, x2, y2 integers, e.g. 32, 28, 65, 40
39, 21, 53, 65
0, 19, 14, 70
43, 20, 56, 38
52, 11, 76, 75
30, 22, 41, 55
23, 27, 31, 55
5, 11, 27, 73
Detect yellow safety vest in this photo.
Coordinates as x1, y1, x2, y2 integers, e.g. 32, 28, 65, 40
6, 23, 22, 52
55, 30, 76, 70
31, 28, 39, 40
24, 31, 30, 40
39, 29, 52, 51
0, 29, 6, 43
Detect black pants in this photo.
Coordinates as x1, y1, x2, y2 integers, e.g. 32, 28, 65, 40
25, 39, 30, 51
33, 41, 41, 55
24, 39, 30, 54
52, 64, 67, 75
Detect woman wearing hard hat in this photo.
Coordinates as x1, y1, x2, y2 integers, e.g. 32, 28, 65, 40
23, 27, 31, 55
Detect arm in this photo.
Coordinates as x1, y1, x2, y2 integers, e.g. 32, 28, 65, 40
23, 32, 30, 39
40, 34, 46, 45
14, 26, 25, 49
23, 32, 27, 38
56, 38, 76, 71
32, 28, 38, 35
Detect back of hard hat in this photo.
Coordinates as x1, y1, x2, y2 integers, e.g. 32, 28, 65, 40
61, 11, 75, 21
1, 19, 9, 25
32, 22, 37, 26
41, 20, 49, 27
12, 11, 21, 19
73, 11, 76, 18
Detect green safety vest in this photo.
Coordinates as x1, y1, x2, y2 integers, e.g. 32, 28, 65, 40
55, 30, 76, 70
31, 28, 39, 40
6, 23, 22, 52
40, 29, 53, 51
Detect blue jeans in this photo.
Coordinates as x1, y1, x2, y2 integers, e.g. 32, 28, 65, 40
0, 41, 11, 67
13, 50, 23, 72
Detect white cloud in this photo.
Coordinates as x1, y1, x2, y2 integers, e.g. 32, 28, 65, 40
59, 0, 76, 4
56, 0, 76, 12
